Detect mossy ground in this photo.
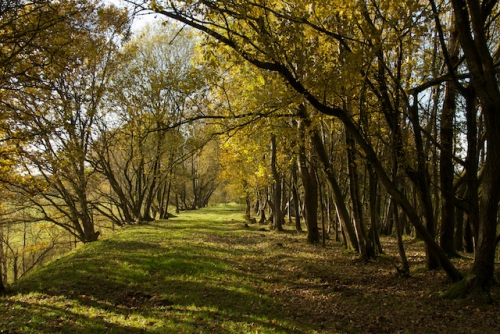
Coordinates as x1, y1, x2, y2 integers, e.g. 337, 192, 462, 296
1, 203, 500, 333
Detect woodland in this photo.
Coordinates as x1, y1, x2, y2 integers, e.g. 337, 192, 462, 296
1, 0, 500, 323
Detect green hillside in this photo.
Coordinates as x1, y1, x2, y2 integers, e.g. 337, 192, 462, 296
1, 204, 499, 333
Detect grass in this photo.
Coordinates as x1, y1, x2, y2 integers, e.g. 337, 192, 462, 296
1, 203, 500, 333
1, 204, 301, 333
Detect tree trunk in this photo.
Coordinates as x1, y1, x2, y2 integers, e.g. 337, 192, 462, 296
257, 194, 267, 224
191, 155, 198, 210
245, 193, 251, 220
368, 164, 383, 254
464, 216, 474, 253
439, 26, 459, 257
394, 200, 410, 276
462, 103, 500, 297
0, 266, 4, 293
381, 199, 394, 236
76, 194, 98, 243
175, 193, 180, 214
454, 207, 464, 252
346, 132, 370, 258
159, 179, 172, 219
291, 162, 302, 231
444, 0, 500, 297
297, 130, 320, 244
270, 133, 283, 231
318, 174, 327, 247
304, 161, 320, 244
0, 226, 5, 293
464, 87, 480, 244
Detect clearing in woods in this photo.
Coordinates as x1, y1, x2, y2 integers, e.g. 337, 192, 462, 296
1, 203, 499, 333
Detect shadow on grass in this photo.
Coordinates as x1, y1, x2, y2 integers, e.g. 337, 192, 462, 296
4, 216, 306, 333
0, 297, 149, 334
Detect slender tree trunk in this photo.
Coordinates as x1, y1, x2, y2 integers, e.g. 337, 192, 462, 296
258, 194, 267, 224
22, 221, 27, 274
245, 192, 251, 220
270, 134, 283, 231
464, 88, 479, 244
0, 266, 4, 293
175, 193, 180, 214
304, 158, 319, 244
464, 216, 474, 253
0, 226, 5, 293
287, 180, 293, 226
291, 162, 302, 231
368, 164, 383, 254
455, 207, 464, 252
12, 250, 18, 282
394, 200, 410, 275
190, 155, 198, 210
280, 178, 287, 226
318, 171, 327, 247
464, 103, 500, 297
158, 179, 172, 219
391, 149, 410, 274
346, 132, 370, 258
439, 26, 459, 257
381, 199, 394, 236
297, 132, 320, 244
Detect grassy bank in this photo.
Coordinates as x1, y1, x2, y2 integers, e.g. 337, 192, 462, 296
1, 203, 499, 333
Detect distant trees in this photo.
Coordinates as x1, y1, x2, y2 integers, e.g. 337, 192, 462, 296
93, 22, 220, 224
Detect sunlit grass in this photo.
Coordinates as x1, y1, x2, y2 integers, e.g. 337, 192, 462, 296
3, 203, 494, 333
1, 203, 310, 333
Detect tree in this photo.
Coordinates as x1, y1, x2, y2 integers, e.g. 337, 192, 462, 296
4, 1, 129, 243
1, 0, 83, 201
0, 0, 76, 91
438, 20, 460, 257
441, 0, 500, 298
296, 119, 319, 243
269, 133, 284, 231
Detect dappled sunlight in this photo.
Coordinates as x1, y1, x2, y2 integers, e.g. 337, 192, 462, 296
2, 205, 500, 333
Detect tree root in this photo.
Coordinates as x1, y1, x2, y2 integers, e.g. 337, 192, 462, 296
442, 274, 493, 303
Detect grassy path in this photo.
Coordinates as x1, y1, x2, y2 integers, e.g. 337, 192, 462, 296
1, 204, 500, 333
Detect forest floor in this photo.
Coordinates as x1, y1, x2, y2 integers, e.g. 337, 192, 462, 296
1, 204, 500, 333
